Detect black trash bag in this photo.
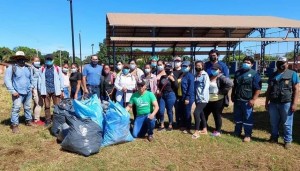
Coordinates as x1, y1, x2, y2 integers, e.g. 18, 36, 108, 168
57, 123, 70, 143
51, 98, 75, 136
61, 115, 102, 157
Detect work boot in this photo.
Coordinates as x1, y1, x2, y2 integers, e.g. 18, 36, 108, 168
10, 124, 19, 133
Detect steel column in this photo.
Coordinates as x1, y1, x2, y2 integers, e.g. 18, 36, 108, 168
151, 27, 156, 56
112, 26, 116, 71
292, 28, 300, 65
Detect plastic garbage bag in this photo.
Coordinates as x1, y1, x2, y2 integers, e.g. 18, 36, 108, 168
73, 94, 103, 129
101, 100, 109, 113
57, 123, 70, 142
52, 98, 75, 136
61, 115, 102, 157
101, 101, 134, 147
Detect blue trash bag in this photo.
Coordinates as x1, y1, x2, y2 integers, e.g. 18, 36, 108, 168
52, 98, 75, 137
101, 101, 134, 147
73, 94, 104, 129
61, 115, 102, 157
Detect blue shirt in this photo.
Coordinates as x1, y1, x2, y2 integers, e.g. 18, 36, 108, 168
45, 66, 55, 93
82, 64, 103, 86
268, 70, 300, 85
4, 64, 32, 95
181, 72, 195, 101
205, 61, 229, 77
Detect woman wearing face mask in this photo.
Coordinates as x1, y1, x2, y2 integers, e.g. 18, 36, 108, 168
157, 63, 178, 131
203, 64, 233, 137
177, 61, 194, 134
62, 63, 70, 99
141, 64, 157, 93
150, 56, 159, 74
69, 63, 83, 100
101, 64, 116, 101
192, 61, 210, 138
129, 59, 144, 82
31, 56, 44, 126
114, 64, 137, 107
173, 56, 184, 128
116, 61, 123, 75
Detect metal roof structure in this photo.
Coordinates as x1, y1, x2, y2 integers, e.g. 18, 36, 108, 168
106, 13, 300, 70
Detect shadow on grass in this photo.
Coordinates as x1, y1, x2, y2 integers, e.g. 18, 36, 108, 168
222, 109, 300, 145
0, 116, 46, 126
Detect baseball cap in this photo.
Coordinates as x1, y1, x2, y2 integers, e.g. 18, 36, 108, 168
211, 63, 221, 70
173, 56, 182, 61
182, 61, 191, 67
45, 54, 53, 60
277, 56, 287, 62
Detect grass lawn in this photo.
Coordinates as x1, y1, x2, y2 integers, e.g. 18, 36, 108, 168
0, 83, 300, 171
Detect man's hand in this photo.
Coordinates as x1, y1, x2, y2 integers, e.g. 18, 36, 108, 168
291, 103, 297, 112
61, 92, 64, 99
168, 75, 175, 82
265, 102, 269, 111
185, 100, 189, 105
84, 88, 89, 95
148, 113, 155, 120
248, 99, 256, 107
12, 92, 19, 98
122, 87, 127, 92
74, 94, 78, 100
231, 95, 235, 103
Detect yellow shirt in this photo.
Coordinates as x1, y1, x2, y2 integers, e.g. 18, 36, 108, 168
177, 78, 182, 97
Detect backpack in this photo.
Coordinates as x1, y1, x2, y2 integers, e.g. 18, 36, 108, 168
11, 64, 31, 79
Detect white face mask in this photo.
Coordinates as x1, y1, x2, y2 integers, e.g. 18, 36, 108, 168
117, 65, 123, 70
71, 68, 77, 73
130, 64, 136, 70
62, 68, 69, 73
157, 65, 164, 71
175, 62, 181, 67
145, 68, 151, 73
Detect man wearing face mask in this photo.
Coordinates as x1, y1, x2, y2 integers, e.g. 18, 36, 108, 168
204, 49, 229, 77
39, 54, 64, 127
4, 51, 34, 133
82, 55, 103, 99
265, 57, 299, 149
231, 56, 261, 142
172, 56, 183, 127
31, 56, 44, 126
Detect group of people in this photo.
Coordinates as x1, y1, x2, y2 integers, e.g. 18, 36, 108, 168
4, 49, 299, 149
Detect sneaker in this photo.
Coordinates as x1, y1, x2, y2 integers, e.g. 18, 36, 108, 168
25, 120, 33, 126
33, 120, 45, 126
10, 124, 19, 133
182, 130, 191, 134
147, 135, 154, 142
211, 131, 221, 137
243, 137, 251, 142
45, 120, 52, 127
284, 142, 292, 149
157, 127, 165, 132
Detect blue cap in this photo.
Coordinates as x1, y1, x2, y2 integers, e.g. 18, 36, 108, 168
182, 61, 191, 67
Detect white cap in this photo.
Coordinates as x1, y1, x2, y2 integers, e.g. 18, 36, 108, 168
277, 56, 287, 62
14, 51, 25, 57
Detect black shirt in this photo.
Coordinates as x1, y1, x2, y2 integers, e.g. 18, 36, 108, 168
158, 75, 178, 93
102, 73, 115, 94
69, 72, 82, 89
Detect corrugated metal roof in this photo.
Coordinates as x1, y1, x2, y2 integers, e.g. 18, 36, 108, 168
107, 13, 300, 28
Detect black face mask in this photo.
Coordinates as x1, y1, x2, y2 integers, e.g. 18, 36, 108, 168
276, 61, 286, 70
195, 68, 203, 72
91, 61, 98, 66
165, 70, 172, 75
209, 56, 217, 62
18, 60, 26, 67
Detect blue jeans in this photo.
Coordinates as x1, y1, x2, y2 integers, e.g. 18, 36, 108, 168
159, 92, 176, 125
233, 100, 253, 137
63, 87, 70, 99
132, 114, 156, 138
11, 92, 33, 125
87, 85, 100, 99
71, 87, 82, 100
268, 102, 294, 143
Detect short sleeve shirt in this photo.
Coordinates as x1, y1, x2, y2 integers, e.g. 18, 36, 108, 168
82, 64, 103, 86
268, 70, 300, 85
129, 91, 157, 116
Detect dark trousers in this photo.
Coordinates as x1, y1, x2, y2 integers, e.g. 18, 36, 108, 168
43, 93, 61, 121
178, 99, 194, 130
203, 99, 224, 132
193, 103, 207, 131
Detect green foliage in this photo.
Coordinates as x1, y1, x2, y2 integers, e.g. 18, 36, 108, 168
0, 47, 13, 62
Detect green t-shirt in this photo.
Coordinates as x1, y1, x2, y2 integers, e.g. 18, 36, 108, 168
129, 91, 157, 116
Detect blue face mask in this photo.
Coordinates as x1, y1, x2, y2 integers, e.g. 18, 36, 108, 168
45, 60, 53, 66
242, 63, 251, 70
181, 66, 190, 73
122, 69, 130, 75
151, 62, 157, 68
211, 69, 219, 76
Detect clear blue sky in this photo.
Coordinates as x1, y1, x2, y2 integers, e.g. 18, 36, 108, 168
0, 0, 299, 58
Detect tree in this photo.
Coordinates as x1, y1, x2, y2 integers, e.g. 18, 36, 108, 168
0, 47, 13, 62
52, 50, 70, 66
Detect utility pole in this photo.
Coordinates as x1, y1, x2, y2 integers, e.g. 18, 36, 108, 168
79, 32, 82, 71
91, 43, 94, 55
68, 0, 75, 62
